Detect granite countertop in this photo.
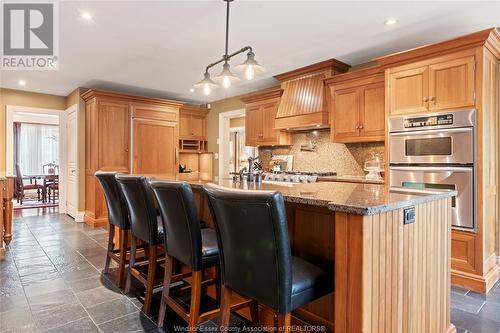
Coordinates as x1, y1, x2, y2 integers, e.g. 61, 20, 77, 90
147, 176, 456, 216
318, 175, 385, 185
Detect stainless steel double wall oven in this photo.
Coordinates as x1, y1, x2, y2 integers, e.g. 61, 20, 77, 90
389, 109, 476, 231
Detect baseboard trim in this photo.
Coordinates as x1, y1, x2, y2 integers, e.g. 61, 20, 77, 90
74, 211, 85, 223
452, 263, 500, 293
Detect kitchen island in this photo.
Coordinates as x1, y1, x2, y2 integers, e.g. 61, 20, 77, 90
150, 178, 456, 333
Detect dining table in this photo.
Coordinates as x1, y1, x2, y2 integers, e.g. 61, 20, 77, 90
23, 174, 59, 203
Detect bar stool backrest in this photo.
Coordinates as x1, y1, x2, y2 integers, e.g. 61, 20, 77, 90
203, 183, 293, 314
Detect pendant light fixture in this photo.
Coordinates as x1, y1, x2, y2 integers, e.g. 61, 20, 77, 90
193, 0, 265, 95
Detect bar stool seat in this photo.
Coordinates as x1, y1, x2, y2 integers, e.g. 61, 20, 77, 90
291, 257, 329, 310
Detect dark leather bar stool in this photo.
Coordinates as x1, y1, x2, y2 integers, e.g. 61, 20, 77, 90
203, 183, 331, 331
95, 171, 131, 288
115, 175, 165, 314
150, 180, 221, 330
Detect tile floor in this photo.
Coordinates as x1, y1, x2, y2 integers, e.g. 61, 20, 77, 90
1, 212, 500, 333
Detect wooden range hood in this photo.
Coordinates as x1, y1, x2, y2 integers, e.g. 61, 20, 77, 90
274, 59, 350, 131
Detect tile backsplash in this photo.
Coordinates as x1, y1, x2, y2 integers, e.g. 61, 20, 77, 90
258, 131, 384, 176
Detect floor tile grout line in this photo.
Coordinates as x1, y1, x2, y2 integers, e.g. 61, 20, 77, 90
27, 216, 106, 333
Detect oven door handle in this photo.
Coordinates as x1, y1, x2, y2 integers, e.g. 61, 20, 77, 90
389, 166, 473, 172
389, 127, 473, 136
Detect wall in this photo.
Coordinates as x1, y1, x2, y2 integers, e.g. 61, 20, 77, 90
229, 116, 245, 128
0, 88, 67, 176
206, 97, 246, 177
259, 131, 384, 176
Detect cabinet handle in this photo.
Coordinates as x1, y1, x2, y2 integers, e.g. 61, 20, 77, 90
125, 148, 129, 152
429, 96, 435, 102
359, 124, 364, 129
423, 97, 429, 102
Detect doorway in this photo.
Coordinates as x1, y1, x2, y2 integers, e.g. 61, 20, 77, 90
218, 109, 257, 179
5, 105, 77, 218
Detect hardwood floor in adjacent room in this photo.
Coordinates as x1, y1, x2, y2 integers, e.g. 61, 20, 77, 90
1, 213, 499, 333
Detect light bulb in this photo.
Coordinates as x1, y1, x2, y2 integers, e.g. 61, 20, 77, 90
222, 76, 232, 89
203, 83, 211, 95
245, 65, 255, 80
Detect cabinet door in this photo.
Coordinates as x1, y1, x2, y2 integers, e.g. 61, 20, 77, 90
359, 82, 385, 140
389, 66, 429, 115
190, 115, 205, 139
132, 119, 178, 177
260, 101, 279, 145
245, 105, 262, 146
98, 101, 130, 171
429, 56, 475, 110
332, 87, 360, 141
179, 113, 191, 138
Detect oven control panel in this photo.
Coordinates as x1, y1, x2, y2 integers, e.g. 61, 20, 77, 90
404, 114, 454, 128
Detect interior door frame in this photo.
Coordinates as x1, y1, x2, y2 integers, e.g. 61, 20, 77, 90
5, 105, 68, 214
218, 109, 245, 179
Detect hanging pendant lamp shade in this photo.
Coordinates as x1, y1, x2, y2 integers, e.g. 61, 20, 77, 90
234, 51, 266, 80
213, 62, 240, 89
193, 72, 218, 95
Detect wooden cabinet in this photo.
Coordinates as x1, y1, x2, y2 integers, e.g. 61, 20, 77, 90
97, 101, 131, 172
378, 28, 500, 293
388, 55, 475, 115
241, 88, 292, 147
326, 68, 385, 143
179, 105, 207, 140
82, 90, 183, 227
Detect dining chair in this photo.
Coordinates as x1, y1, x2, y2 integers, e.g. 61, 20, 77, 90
115, 174, 165, 314
45, 175, 59, 204
149, 180, 221, 330
203, 183, 332, 332
15, 164, 44, 204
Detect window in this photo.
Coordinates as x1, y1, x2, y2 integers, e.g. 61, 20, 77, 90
15, 123, 59, 175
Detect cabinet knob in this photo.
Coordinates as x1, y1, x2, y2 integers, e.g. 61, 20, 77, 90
423, 97, 429, 102
125, 149, 129, 152
359, 125, 364, 129
429, 96, 435, 102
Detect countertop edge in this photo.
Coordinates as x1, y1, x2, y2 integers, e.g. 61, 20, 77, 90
328, 190, 457, 216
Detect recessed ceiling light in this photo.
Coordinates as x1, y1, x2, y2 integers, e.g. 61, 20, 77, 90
81, 12, 92, 21
18, 80, 26, 86
189, 88, 195, 93
385, 18, 398, 25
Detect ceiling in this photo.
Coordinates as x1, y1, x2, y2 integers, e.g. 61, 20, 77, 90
1, 1, 499, 104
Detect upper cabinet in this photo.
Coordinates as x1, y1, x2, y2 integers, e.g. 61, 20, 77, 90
326, 67, 385, 143
241, 88, 292, 147
387, 55, 475, 115
179, 105, 208, 140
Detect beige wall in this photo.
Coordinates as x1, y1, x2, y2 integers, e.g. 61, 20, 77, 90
229, 116, 245, 128
206, 97, 246, 177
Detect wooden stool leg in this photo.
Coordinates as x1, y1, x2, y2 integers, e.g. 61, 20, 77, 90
118, 229, 128, 288
104, 225, 115, 274
250, 300, 259, 327
143, 244, 157, 314
215, 266, 221, 303
125, 236, 137, 294
276, 313, 291, 333
219, 286, 232, 331
188, 270, 202, 331
158, 255, 173, 328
